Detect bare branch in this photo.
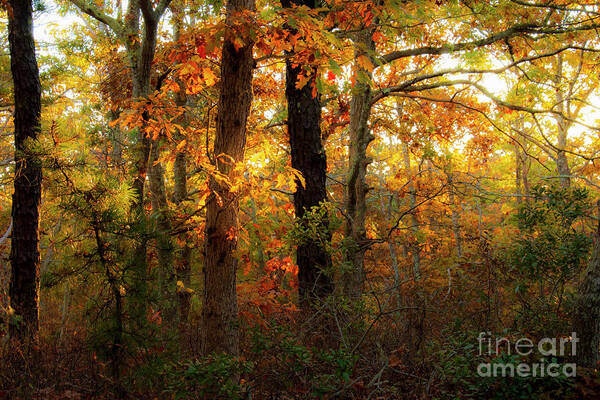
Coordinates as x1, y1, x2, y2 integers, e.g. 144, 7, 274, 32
0, 218, 11, 247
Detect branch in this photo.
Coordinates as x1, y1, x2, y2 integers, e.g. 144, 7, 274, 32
139, 0, 157, 24
386, 185, 446, 238
376, 79, 600, 133
140, 0, 172, 24
0, 218, 11, 246
385, 92, 555, 172
69, 0, 123, 37
508, 0, 600, 16
155, 0, 173, 19
380, 23, 540, 65
379, 21, 600, 66
372, 45, 600, 104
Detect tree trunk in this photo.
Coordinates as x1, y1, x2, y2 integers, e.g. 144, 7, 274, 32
402, 141, 421, 280
552, 54, 571, 188
343, 29, 375, 299
283, 0, 333, 305
447, 173, 463, 259
201, 0, 255, 355
522, 145, 530, 203
129, 17, 155, 214
124, 3, 164, 327
8, 0, 43, 341
173, 114, 192, 324
171, 5, 193, 325
573, 201, 600, 368
250, 197, 266, 271
108, 109, 125, 171
149, 143, 176, 323
513, 141, 523, 205
380, 192, 402, 312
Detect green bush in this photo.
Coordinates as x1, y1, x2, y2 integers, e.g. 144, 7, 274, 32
165, 353, 253, 399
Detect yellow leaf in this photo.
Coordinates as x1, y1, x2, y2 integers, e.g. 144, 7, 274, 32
203, 67, 217, 86
176, 139, 187, 152
290, 167, 305, 188
357, 55, 374, 72
276, 173, 287, 188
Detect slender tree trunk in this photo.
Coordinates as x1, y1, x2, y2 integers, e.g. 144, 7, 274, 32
250, 197, 266, 271
173, 126, 192, 324
552, 54, 571, 188
447, 173, 463, 259
171, 5, 193, 324
573, 201, 600, 368
125, 3, 166, 327
522, 145, 530, 203
149, 143, 176, 323
514, 142, 523, 205
283, 0, 333, 305
108, 109, 125, 171
402, 141, 421, 280
343, 29, 375, 299
8, 0, 43, 341
129, 22, 154, 214
93, 221, 125, 398
59, 280, 71, 342
380, 192, 402, 312
201, 0, 255, 355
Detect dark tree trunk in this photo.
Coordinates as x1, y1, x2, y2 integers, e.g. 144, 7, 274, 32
283, 0, 333, 305
573, 201, 600, 368
8, 0, 43, 341
201, 0, 255, 355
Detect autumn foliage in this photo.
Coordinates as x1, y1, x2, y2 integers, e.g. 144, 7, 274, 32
2, 0, 600, 399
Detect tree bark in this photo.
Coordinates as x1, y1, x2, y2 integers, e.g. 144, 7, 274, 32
573, 201, 600, 368
172, 7, 193, 324
149, 142, 176, 323
8, 0, 43, 341
201, 0, 255, 355
173, 100, 192, 324
447, 172, 463, 259
342, 28, 376, 299
513, 141, 523, 205
283, 0, 333, 305
552, 54, 571, 188
402, 140, 421, 280
380, 192, 402, 312
127, 0, 174, 327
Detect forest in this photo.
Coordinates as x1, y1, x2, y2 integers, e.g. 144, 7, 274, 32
2, 0, 600, 398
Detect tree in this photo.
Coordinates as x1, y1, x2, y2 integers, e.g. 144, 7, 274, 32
283, 0, 334, 305
201, 0, 256, 355
342, 15, 377, 298
335, 0, 600, 297
7, 0, 43, 341
171, 1, 194, 325
68, 0, 174, 324
573, 200, 600, 368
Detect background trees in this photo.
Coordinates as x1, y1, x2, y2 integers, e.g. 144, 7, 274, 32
2, 0, 600, 398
